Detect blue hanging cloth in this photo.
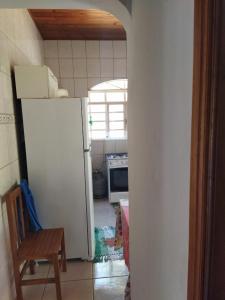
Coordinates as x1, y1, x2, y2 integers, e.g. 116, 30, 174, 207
20, 179, 42, 232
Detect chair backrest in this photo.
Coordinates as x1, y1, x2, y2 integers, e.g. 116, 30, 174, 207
6, 187, 27, 257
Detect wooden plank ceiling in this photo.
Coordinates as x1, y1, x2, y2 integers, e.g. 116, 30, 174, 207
29, 9, 126, 40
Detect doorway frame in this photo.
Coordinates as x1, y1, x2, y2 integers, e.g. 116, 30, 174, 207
188, 0, 221, 299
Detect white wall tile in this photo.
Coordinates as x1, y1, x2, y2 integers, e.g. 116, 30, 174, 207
86, 41, 100, 58
1, 10, 16, 44
0, 125, 9, 168
10, 159, 20, 184
73, 59, 87, 78
0, 92, 3, 114
7, 124, 18, 163
100, 41, 113, 58
104, 140, 116, 153
0, 73, 12, 99
115, 140, 128, 153
113, 41, 127, 58
0, 164, 11, 196
0, 72, 13, 114
58, 40, 72, 58
91, 141, 104, 155
92, 155, 104, 170
100, 77, 114, 83
88, 78, 113, 90
101, 59, 114, 78
59, 58, 74, 78
87, 59, 101, 77
0, 32, 10, 75
0, 265, 14, 300
114, 59, 127, 78
60, 78, 75, 97
0, 159, 20, 196
45, 58, 60, 78
44, 40, 128, 98
72, 40, 86, 58
88, 78, 102, 89
44, 40, 58, 58
0, 206, 10, 266
74, 78, 88, 97
3, 97, 14, 116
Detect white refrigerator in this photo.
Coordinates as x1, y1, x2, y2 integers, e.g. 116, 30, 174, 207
21, 98, 95, 260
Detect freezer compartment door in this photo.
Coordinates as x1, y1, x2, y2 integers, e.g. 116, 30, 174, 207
84, 150, 95, 259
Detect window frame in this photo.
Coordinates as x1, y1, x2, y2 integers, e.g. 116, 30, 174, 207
88, 89, 128, 140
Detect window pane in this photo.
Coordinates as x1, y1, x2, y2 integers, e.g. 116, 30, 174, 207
125, 92, 128, 101
106, 92, 125, 102
91, 113, 106, 121
109, 104, 124, 112
109, 121, 124, 130
92, 122, 106, 130
109, 130, 125, 139
89, 104, 106, 113
89, 92, 105, 102
109, 113, 124, 121
91, 131, 107, 139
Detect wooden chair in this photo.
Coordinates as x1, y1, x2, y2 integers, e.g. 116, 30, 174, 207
6, 186, 67, 300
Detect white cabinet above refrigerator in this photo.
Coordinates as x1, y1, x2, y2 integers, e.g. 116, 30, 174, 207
15, 65, 59, 99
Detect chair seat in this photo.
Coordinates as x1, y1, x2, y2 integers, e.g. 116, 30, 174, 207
18, 228, 64, 260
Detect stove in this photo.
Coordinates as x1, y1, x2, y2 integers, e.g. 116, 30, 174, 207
106, 153, 128, 160
106, 153, 128, 168
106, 153, 128, 203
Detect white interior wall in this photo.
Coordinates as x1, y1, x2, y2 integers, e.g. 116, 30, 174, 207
0, 9, 44, 300
128, 0, 194, 299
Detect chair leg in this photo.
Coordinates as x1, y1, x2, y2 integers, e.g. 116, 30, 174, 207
29, 260, 35, 275
61, 233, 67, 272
14, 263, 23, 300
53, 255, 62, 300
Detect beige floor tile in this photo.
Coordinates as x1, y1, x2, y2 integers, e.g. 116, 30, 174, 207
48, 261, 92, 282
43, 280, 93, 300
24, 262, 50, 280
22, 285, 45, 300
94, 200, 116, 228
94, 276, 128, 300
93, 260, 129, 279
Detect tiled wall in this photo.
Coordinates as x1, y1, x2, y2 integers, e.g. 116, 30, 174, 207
43, 40, 127, 97
44, 40, 128, 174
0, 9, 44, 300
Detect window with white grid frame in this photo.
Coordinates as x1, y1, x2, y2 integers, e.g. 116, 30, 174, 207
88, 80, 128, 140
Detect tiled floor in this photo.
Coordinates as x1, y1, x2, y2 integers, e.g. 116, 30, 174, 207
22, 260, 128, 300
94, 199, 116, 228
